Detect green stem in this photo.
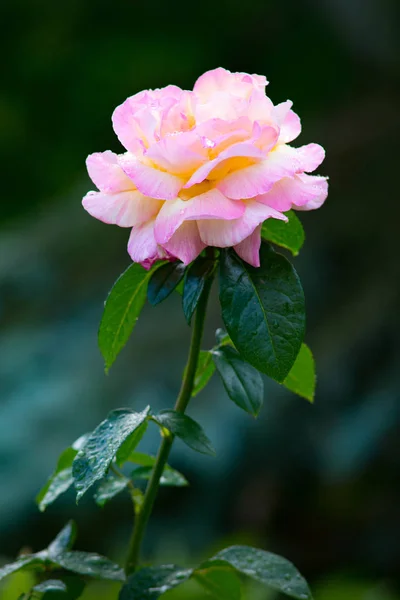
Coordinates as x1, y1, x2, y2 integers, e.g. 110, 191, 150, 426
125, 276, 213, 575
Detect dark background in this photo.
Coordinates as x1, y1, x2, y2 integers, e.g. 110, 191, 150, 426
1, 0, 399, 598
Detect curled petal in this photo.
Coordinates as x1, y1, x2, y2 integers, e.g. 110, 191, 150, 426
145, 131, 208, 176
292, 174, 329, 211
82, 190, 162, 227
127, 220, 168, 269
274, 101, 301, 143
162, 221, 206, 264
233, 225, 262, 267
154, 189, 245, 244
295, 143, 325, 172
194, 67, 267, 101
258, 172, 328, 212
184, 139, 269, 189
119, 154, 184, 200
217, 145, 296, 199
198, 200, 286, 247
86, 151, 133, 193
112, 86, 183, 152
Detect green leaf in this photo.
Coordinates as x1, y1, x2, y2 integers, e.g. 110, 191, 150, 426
215, 329, 233, 347
36, 435, 89, 512
261, 210, 305, 256
153, 410, 216, 456
72, 408, 150, 500
115, 420, 149, 466
147, 262, 186, 306
32, 577, 86, 600
193, 565, 242, 600
52, 552, 125, 582
131, 465, 188, 487
204, 546, 312, 599
47, 522, 77, 557
119, 565, 191, 600
192, 350, 215, 397
219, 244, 305, 382
99, 263, 157, 371
127, 452, 188, 486
283, 343, 316, 402
94, 472, 130, 507
182, 257, 214, 324
0, 556, 44, 582
33, 580, 68, 593
212, 346, 264, 416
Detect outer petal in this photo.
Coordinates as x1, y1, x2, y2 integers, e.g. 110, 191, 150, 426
233, 225, 262, 267
194, 68, 267, 101
296, 143, 325, 172
86, 151, 133, 193
82, 190, 162, 227
257, 173, 328, 212
119, 154, 184, 200
128, 220, 168, 268
162, 221, 206, 265
198, 200, 286, 247
273, 101, 301, 143
112, 86, 183, 152
154, 189, 245, 244
292, 174, 329, 211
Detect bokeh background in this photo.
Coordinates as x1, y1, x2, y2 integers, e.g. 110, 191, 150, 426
1, 0, 399, 598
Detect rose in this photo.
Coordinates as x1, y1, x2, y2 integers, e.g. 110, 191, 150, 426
83, 67, 328, 268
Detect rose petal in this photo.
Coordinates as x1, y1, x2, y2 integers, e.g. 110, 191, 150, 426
274, 101, 302, 143
119, 153, 184, 200
154, 189, 245, 244
162, 221, 206, 264
233, 225, 262, 267
82, 190, 162, 228
257, 172, 328, 212
128, 220, 168, 268
198, 200, 286, 247
86, 151, 133, 193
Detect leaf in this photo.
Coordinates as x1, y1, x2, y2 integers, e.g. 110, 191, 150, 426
193, 565, 242, 600
147, 262, 186, 306
261, 210, 305, 256
0, 556, 44, 582
33, 580, 68, 593
36, 435, 89, 512
131, 465, 188, 487
215, 329, 233, 347
119, 565, 191, 600
192, 350, 215, 397
32, 577, 86, 600
283, 343, 316, 402
153, 410, 216, 456
127, 452, 188, 486
116, 420, 149, 466
53, 552, 125, 582
219, 244, 305, 382
212, 346, 264, 416
99, 263, 157, 371
72, 408, 150, 500
94, 472, 130, 507
204, 546, 312, 599
47, 521, 77, 558
182, 257, 214, 324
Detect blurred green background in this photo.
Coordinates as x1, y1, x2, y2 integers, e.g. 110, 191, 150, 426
1, 0, 399, 598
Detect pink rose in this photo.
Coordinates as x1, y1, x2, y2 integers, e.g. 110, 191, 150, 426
83, 68, 328, 268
